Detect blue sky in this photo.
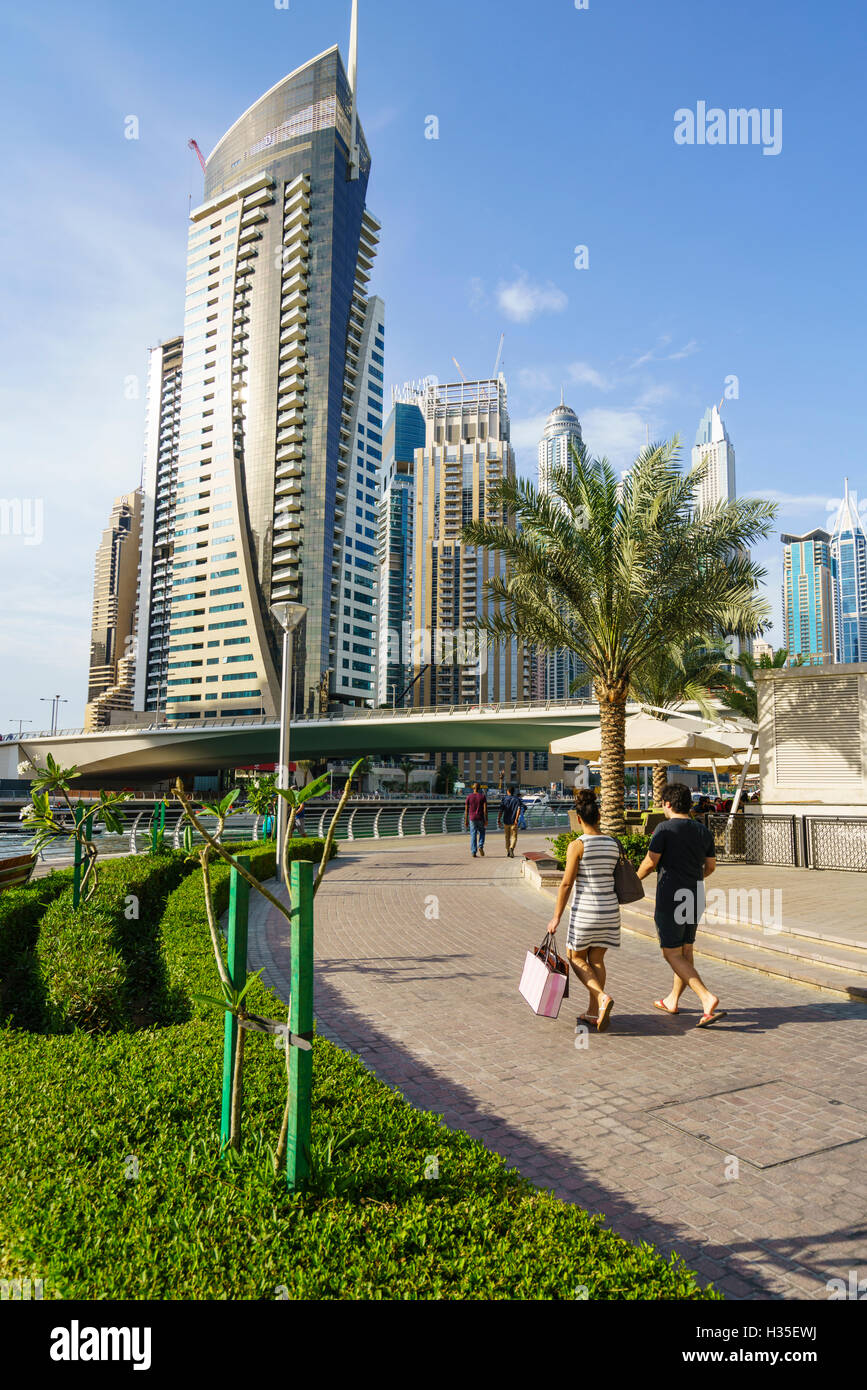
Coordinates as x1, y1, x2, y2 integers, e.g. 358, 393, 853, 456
1, 0, 864, 728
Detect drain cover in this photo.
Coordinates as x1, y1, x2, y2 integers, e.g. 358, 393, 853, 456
651, 1081, 867, 1168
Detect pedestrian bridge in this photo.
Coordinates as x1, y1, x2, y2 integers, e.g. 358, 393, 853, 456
14, 699, 608, 785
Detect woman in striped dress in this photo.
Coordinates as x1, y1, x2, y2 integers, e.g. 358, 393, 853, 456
545, 790, 621, 1032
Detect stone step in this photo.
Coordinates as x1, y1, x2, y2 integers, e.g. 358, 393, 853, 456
620, 902, 867, 1001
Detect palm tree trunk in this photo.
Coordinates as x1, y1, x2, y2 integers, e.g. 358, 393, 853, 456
653, 763, 669, 807
596, 681, 627, 836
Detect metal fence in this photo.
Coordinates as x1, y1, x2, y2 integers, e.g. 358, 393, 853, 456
708, 812, 867, 871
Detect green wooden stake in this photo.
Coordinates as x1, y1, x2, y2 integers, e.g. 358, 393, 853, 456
287, 858, 314, 1190
72, 806, 84, 908
220, 856, 250, 1153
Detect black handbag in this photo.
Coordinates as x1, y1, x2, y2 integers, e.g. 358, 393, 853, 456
612, 842, 645, 904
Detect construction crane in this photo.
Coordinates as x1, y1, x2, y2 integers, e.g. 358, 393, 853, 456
188, 139, 207, 173
492, 332, 505, 378
451, 356, 467, 383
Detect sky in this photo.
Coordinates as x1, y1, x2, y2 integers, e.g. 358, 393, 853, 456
1, 0, 865, 730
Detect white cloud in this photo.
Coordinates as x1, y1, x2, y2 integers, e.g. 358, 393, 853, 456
510, 413, 551, 453
635, 383, 675, 407
496, 273, 567, 324
517, 367, 554, 392
582, 409, 648, 469
568, 361, 615, 391
668, 339, 699, 361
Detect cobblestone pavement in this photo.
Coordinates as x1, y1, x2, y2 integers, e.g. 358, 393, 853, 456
248, 832, 867, 1301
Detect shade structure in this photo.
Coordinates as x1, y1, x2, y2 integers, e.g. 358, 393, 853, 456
549, 713, 736, 762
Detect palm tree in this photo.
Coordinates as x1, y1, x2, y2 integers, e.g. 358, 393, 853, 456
715, 647, 800, 724
629, 636, 733, 805
462, 439, 775, 834
399, 758, 416, 793
353, 756, 373, 795
435, 762, 458, 795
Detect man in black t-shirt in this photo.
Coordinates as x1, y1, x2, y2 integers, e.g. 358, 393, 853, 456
637, 782, 727, 1028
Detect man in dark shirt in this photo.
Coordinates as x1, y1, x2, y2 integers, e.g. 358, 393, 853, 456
497, 785, 526, 857
637, 782, 726, 1027
464, 783, 488, 858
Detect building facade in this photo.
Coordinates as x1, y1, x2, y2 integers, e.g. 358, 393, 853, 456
781, 528, 835, 666
147, 40, 382, 722
692, 403, 736, 509
537, 397, 589, 700
135, 335, 184, 716
85, 492, 142, 730
830, 480, 867, 665
377, 395, 425, 707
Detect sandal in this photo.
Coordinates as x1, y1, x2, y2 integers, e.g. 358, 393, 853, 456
696, 1010, 728, 1028
653, 999, 679, 1015
577, 1013, 598, 1026
596, 994, 614, 1033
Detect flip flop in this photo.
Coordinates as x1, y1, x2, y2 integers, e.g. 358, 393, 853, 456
696, 1010, 728, 1029
653, 999, 679, 1015
596, 995, 614, 1033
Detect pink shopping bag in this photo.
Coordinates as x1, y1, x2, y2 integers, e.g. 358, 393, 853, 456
519, 933, 569, 1018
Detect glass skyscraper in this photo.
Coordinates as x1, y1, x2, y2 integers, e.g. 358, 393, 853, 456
781, 528, 834, 666
146, 35, 383, 721
377, 394, 425, 707
830, 480, 867, 664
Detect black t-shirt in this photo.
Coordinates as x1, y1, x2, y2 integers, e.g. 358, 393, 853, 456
649, 817, 716, 905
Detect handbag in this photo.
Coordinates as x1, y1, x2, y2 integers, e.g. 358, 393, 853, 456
612, 841, 645, 904
519, 931, 570, 1018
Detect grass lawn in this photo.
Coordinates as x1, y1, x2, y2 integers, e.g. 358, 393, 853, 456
0, 845, 719, 1300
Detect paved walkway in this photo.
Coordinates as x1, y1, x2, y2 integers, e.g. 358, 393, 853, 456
248, 832, 867, 1301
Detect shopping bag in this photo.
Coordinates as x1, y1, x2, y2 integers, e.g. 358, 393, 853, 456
519, 932, 569, 1018
518, 809, 527, 830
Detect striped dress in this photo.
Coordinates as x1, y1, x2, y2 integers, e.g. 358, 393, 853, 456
567, 834, 621, 951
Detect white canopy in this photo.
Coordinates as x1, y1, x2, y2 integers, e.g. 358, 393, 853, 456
549, 713, 736, 763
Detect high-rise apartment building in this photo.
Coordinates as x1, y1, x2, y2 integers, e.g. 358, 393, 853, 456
692, 403, 736, 509
135, 335, 184, 716
830, 479, 867, 664
537, 396, 589, 700
781, 528, 835, 666
412, 376, 521, 706
85, 492, 142, 730
377, 393, 425, 707
137, 22, 383, 722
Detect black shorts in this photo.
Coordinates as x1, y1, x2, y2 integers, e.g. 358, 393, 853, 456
655, 881, 705, 950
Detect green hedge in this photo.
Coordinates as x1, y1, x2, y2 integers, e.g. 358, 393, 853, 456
0, 869, 73, 1027
548, 831, 652, 870
0, 843, 718, 1300
34, 853, 195, 1035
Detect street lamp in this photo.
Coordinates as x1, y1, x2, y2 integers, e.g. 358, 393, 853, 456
40, 695, 68, 735
270, 602, 308, 882
9, 719, 31, 738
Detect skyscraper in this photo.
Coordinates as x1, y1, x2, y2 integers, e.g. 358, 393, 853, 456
85, 492, 142, 730
830, 479, 867, 664
692, 403, 736, 509
135, 335, 183, 716
411, 377, 519, 709
781, 528, 835, 666
376, 392, 425, 707
537, 396, 588, 700
145, 12, 383, 722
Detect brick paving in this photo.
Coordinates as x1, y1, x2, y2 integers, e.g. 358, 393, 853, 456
247, 832, 867, 1301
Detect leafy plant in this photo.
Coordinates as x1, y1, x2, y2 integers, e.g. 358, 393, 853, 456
20, 754, 131, 903
547, 830, 651, 870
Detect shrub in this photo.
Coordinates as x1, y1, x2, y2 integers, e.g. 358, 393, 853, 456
0, 869, 73, 1027
547, 831, 651, 870
35, 853, 194, 1034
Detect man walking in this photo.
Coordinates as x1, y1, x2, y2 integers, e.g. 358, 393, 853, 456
464, 782, 488, 858
497, 784, 526, 857
636, 782, 726, 1027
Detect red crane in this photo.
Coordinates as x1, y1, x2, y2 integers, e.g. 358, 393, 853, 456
188, 139, 207, 173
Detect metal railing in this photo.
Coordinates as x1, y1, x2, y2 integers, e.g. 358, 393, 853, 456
708, 812, 867, 871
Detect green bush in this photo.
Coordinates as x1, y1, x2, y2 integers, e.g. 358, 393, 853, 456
34, 853, 194, 1035
222, 836, 336, 865
548, 831, 651, 870
0, 844, 718, 1301
0, 869, 73, 1027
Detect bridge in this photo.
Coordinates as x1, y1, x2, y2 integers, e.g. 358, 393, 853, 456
12, 699, 608, 784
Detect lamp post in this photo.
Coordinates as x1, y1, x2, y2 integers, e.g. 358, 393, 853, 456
9, 719, 31, 738
271, 603, 308, 882
40, 695, 67, 735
